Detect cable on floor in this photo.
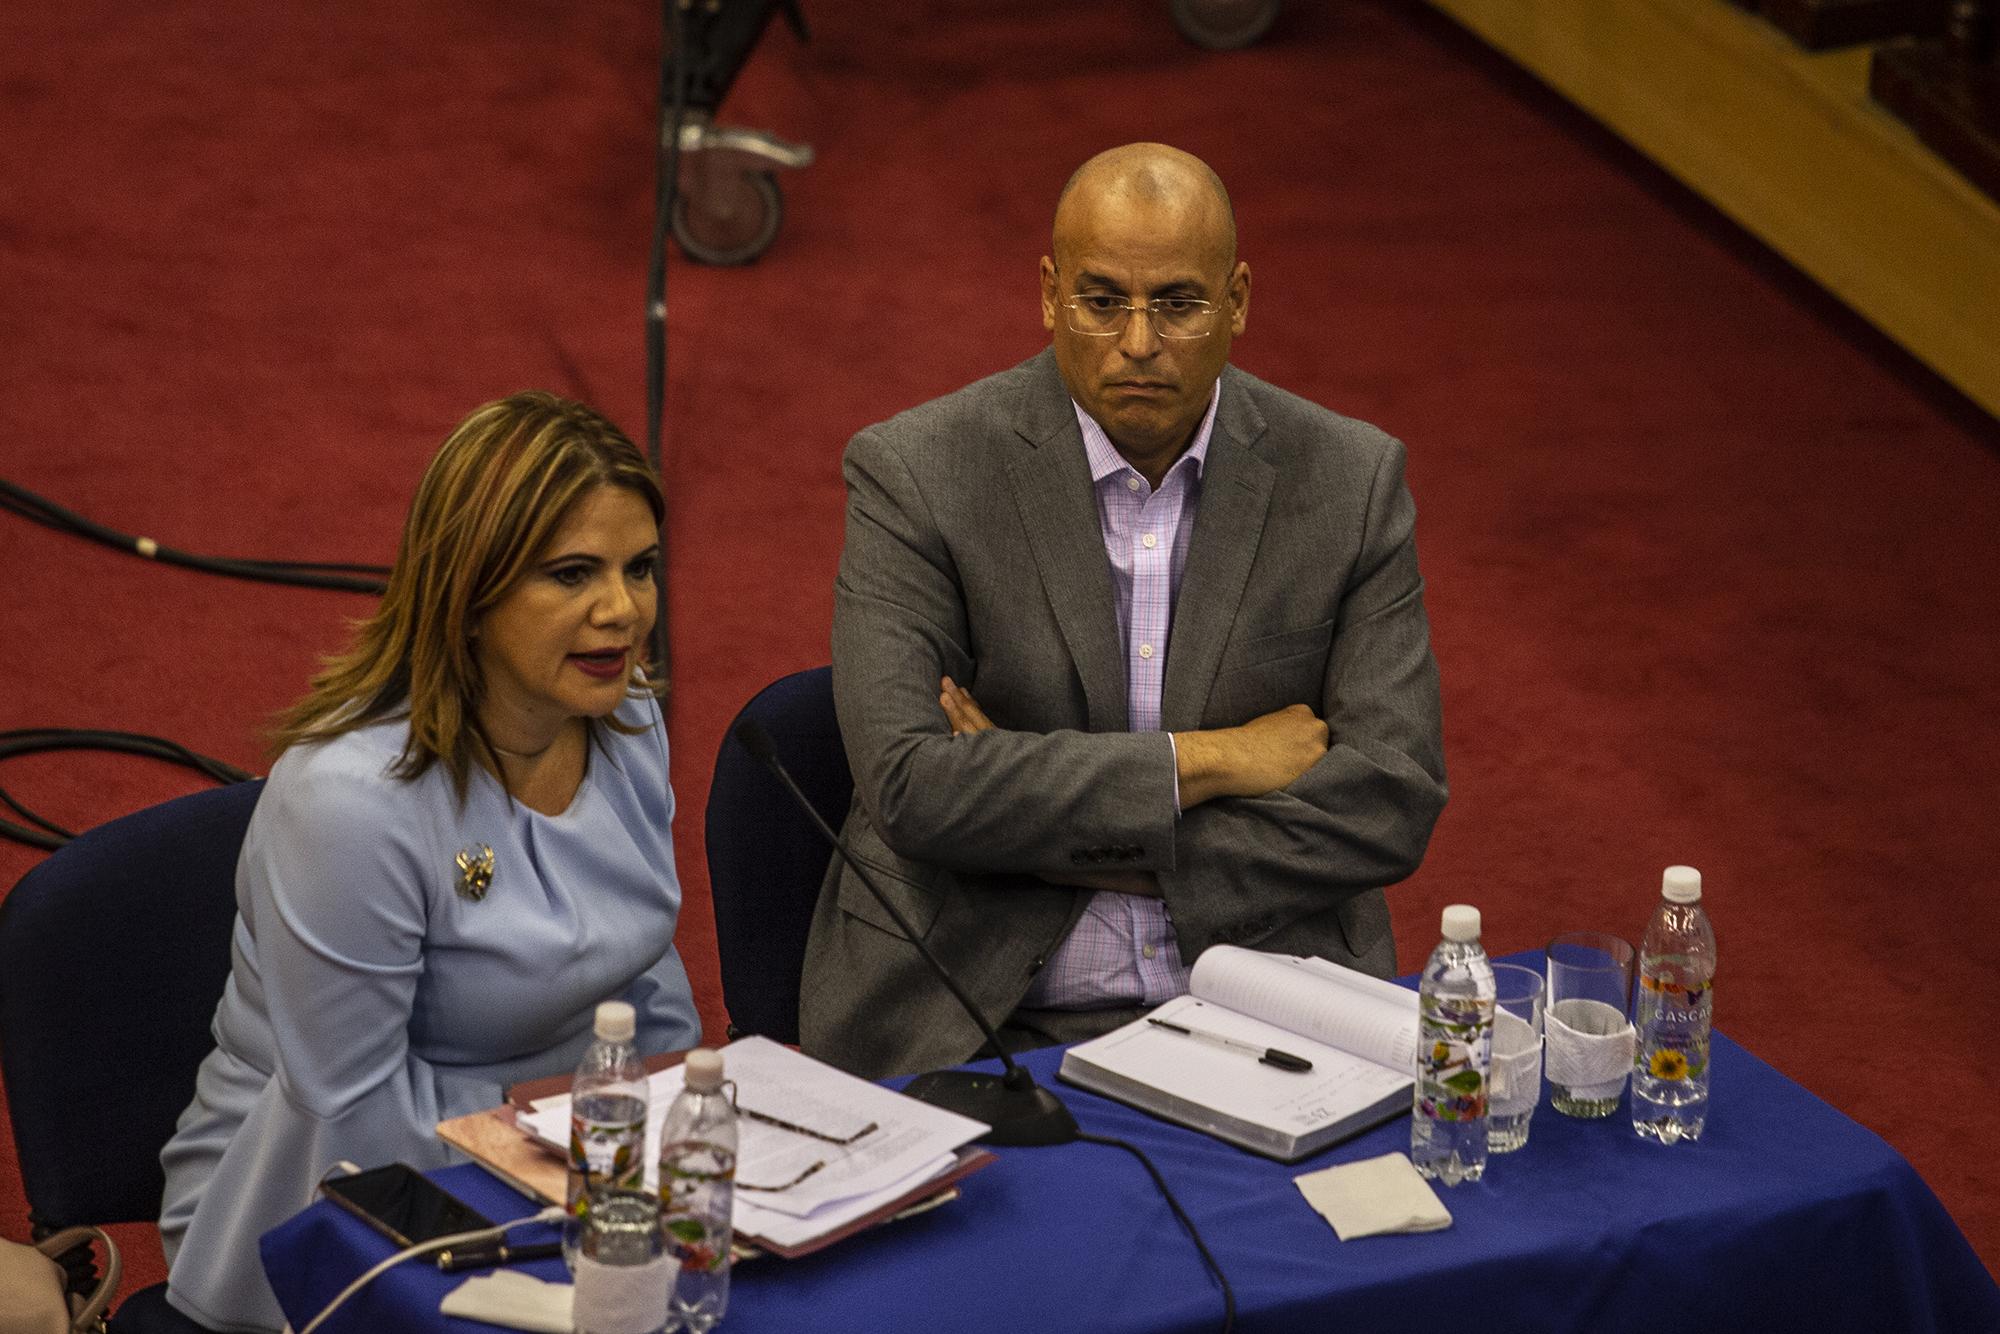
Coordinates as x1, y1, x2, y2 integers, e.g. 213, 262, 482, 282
0, 729, 255, 850
1, 478, 388, 593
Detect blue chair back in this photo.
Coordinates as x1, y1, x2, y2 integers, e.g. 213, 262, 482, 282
0, 780, 262, 1233
705, 668, 850, 1044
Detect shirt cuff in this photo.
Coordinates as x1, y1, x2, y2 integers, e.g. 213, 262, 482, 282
1166, 732, 1182, 817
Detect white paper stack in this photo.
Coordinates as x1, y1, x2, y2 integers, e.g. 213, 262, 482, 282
520, 1036, 987, 1253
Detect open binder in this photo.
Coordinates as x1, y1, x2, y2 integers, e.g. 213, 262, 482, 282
1059, 946, 1417, 1162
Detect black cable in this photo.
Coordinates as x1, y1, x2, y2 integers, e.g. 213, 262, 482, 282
1077, 1131, 1236, 1334
0, 787, 70, 842
0, 814, 64, 851
0, 729, 257, 851
0, 478, 389, 594
644, 0, 691, 680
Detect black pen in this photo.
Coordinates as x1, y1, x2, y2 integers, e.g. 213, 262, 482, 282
436, 1239, 563, 1272
1146, 1017, 1314, 1073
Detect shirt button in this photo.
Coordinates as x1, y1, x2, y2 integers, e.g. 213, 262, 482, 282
1142, 533, 1158, 549
1143, 945, 1158, 959
1126, 476, 1142, 492
1138, 643, 1154, 660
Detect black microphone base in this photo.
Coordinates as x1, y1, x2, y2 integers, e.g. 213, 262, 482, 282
902, 1069, 1080, 1147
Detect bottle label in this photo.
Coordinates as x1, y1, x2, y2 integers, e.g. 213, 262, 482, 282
660, 1142, 736, 1273
1635, 965, 1713, 1081
1416, 994, 1493, 1121
569, 1110, 647, 1212
663, 1211, 729, 1273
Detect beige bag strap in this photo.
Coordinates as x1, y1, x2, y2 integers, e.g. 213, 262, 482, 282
34, 1228, 121, 1334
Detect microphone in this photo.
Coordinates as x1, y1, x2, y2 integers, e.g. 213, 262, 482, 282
733, 719, 1078, 1147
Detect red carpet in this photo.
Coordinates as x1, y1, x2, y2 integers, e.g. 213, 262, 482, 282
3, 0, 1996, 1298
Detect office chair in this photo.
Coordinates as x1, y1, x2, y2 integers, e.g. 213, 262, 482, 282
0, 780, 264, 1334
706, 667, 850, 1044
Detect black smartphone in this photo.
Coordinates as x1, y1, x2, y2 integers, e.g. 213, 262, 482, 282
321, 1163, 494, 1248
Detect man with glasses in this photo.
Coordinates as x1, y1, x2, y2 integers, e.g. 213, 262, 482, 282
804, 143, 1446, 1079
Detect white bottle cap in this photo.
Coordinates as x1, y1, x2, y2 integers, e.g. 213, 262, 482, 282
683, 1047, 724, 1092
1662, 866, 1702, 904
593, 1000, 636, 1043
1441, 904, 1481, 942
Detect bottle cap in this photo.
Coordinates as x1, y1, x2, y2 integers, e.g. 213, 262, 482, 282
593, 1000, 636, 1042
1662, 866, 1702, 904
1440, 904, 1481, 942
683, 1047, 724, 1092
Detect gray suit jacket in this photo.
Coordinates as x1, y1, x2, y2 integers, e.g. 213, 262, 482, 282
802, 349, 1446, 1079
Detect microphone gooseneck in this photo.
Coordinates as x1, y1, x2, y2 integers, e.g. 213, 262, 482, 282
734, 719, 1078, 1147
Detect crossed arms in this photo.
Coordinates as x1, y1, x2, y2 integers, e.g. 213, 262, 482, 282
938, 676, 1332, 898
831, 403, 1447, 960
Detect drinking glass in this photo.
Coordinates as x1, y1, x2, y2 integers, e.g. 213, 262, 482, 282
1544, 932, 1635, 1118
1486, 962, 1544, 1152
574, 1188, 673, 1334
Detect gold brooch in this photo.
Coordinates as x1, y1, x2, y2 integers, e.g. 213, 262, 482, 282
454, 844, 495, 901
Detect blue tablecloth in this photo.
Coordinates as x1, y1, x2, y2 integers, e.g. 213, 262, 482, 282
264, 1029, 2000, 1333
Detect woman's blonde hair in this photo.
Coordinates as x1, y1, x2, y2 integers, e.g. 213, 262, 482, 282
271, 391, 665, 796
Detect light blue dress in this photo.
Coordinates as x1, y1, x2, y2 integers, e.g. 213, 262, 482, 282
158, 697, 698, 1332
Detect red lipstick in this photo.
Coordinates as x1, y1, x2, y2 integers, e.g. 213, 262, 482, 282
569, 648, 628, 680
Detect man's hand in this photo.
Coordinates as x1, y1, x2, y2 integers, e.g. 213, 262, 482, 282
939, 676, 995, 735
937, 676, 1161, 897
1174, 704, 1330, 809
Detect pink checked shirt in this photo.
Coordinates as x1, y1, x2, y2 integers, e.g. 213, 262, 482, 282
1019, 382, 1221, 1011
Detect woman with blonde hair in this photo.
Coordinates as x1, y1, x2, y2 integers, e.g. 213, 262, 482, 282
159, 392, 699, 1332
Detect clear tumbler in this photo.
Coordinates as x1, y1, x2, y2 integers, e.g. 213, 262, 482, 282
1544, 932, 1635, 1119
1486, 962, 1545, 1151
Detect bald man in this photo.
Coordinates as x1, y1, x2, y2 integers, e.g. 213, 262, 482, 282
802, 144, 1446, 1079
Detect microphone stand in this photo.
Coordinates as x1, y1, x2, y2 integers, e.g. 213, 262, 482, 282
734, 720, 1079, 1147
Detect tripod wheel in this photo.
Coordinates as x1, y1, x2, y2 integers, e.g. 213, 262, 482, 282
673, 170, 785, 266
1169, 0, 1282, 49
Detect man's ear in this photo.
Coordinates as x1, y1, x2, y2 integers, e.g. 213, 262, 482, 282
1229, 261, 1251, 336
1039, 256, 1060, 334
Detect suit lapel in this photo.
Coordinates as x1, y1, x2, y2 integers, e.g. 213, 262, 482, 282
1006, 353, 1128, 732
1162, 370, 1274, 732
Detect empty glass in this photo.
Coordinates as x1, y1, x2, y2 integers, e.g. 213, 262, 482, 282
1544, 933, 1635, 1118
1486, 963, 1545, 1152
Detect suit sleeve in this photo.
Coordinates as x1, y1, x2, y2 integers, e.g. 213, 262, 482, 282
831, 426, 1180, 875
1160, 436, 1447, 955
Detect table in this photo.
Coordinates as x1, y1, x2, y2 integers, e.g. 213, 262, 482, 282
263, 1026, 2000, 1332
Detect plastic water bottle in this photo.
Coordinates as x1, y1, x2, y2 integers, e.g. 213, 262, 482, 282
660, 1048, 737, 1333
1632, 865, 1716, 1144
1411, 904, 1497, 1185
565, 1001, 649, 1272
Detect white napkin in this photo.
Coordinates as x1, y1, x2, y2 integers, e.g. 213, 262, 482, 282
1545, 999, 1635, 1099
571, 1253, 674, 1333
439, 1269, 574, 1334
1490, 1008, 1543, 1114
1294, 1152, 1454, 1241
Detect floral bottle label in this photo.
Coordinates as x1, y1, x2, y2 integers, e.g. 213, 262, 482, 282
1636, 965, 1713, 1081
567, 1110, 646, 1214
1416, 993, 1495, 1122
661, 1144, 736, 1272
